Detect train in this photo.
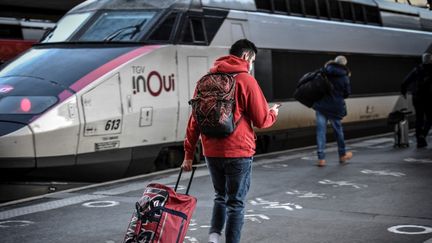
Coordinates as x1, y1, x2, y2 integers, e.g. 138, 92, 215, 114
0, 0, 431, 181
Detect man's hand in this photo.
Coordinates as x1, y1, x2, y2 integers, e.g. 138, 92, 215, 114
181, 159, 193, 171
270, 104, 280, 116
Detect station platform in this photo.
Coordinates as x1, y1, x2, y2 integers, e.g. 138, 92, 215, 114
0, 133, 431, 243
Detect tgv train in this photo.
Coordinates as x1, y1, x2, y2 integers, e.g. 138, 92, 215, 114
1, 0, 431, 180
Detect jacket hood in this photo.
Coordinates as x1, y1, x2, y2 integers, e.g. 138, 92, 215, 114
210, 55, 249, 73
324, 63, 350, 77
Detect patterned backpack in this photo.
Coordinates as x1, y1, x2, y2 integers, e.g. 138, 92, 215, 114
189, 72, 238, 137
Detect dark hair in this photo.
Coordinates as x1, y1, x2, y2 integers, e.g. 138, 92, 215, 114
229, 39, 257, 58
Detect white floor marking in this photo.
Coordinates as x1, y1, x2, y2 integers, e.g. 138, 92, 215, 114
261, 163, 289, 168
318, 180, 368, 189
82, 200, 119, 208
404, 158, 432, 163
184, 236, 199, 242
361, 169, 405, 177
0, 220, 34, 228
249, 198, 302, 211
189, 219, 197, 226
388, 225, 432, 235
244, 214, 270, 223
286, 190, 327, 199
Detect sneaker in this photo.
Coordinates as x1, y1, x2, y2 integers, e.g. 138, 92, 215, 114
208, 232, 221, 243
317, 159, 326, 167
339, 152, 352, 164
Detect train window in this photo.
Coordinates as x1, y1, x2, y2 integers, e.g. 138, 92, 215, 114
182, 19, 193, 43
191, 18, 206, 42
0, 96, 57, 115
182, 17, 207, 44
340, 2, 354, 22
271, 51, 331, 100
255, 0, 272, 11
289, 0, 304, 15
328, 0, 342, 20
364, 5, 381, 25
202, 9, 228, 44
270, 50, 416, 100
0, 24, 22, 39
317, 0, 330, 19
80, 11, 157, 42
148, 13, 177, 42
43, 13, 91, 43
353, 3, 365, 23
274, 0, 288, 13
204, 16, 225, 43
304, 0, 318, 17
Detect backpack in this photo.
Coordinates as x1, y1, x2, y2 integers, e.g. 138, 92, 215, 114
293, 68, 333, 108
188, 72, 238, 137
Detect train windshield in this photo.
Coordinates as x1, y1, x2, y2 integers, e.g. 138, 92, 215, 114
80, 11, 157, 41
42, 10, 158, 43
42, 13, 92, 42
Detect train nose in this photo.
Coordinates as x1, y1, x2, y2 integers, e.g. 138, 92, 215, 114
0, 121, 35, 168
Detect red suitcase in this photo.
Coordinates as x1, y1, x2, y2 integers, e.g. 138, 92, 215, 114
123, 167, 197, 243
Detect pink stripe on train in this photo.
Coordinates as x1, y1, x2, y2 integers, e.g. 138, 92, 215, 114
69, 45, 161, 93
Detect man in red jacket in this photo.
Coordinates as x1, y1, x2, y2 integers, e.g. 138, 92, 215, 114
181, 39, 279, 243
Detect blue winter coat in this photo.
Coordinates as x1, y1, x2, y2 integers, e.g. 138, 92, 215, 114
313, 63, 351, 120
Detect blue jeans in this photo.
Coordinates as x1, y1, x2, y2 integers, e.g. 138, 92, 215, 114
206, 157, 252, 243
316, 111, 346, 160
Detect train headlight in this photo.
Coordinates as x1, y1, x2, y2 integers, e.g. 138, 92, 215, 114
0, 96, 58, 114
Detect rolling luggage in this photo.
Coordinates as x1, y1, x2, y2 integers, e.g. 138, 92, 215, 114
394, 119, 409, 148
388, 109, 411, 148
123, 167, 197, 243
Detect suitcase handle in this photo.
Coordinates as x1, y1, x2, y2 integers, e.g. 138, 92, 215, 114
175, 166, 196, 195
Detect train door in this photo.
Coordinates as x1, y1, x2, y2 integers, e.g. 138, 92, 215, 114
77, 73, 125, 159
176, 46, 209, 141
176, 46, 227, 141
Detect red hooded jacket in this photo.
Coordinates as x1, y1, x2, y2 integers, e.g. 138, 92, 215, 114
184, 55, 277, 160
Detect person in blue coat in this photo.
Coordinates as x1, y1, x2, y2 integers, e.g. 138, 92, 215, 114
313, 56, 353, 167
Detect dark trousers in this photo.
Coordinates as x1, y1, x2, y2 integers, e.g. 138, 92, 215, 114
413, 96, 432, 140
206, 157, 252, 243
